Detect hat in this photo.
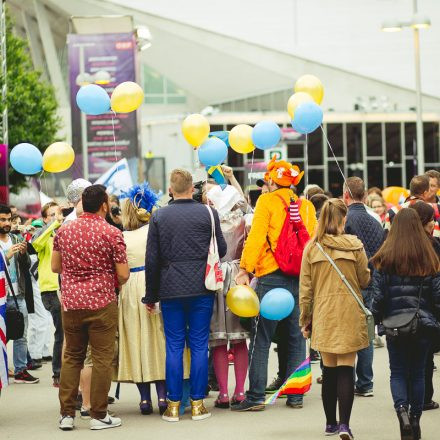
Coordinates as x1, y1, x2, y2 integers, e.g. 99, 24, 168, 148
31, 219, 44, 228
266, 155, 304, 187
207, 185, 243, 216
120, 182, 160, 222
66, 179, 92, 204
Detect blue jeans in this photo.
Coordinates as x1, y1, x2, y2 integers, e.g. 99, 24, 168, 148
161, 294, 214, 401
6, 295, 28, 374
355, 287, 374, 391
247, 271, 305, 404
387, 336, 431, 416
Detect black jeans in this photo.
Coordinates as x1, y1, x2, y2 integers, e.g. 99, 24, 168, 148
424, 349, 435, 404
41, 291, 63, 376
387, 335, 431, 416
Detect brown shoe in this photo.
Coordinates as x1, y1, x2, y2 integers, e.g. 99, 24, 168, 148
162, 400, 180, 422
190, 399, 211, 421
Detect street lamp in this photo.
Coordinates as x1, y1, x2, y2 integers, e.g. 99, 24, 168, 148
381, 1, 431, 175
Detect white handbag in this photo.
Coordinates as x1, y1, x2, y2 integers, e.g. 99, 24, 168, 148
205, 205, 224, 291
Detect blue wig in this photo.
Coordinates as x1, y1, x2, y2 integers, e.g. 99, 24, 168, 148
120, 182, 160, 213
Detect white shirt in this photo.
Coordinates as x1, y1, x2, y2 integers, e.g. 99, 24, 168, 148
0, 236, 19, 296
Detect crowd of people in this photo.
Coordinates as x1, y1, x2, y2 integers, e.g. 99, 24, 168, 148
0, 161, 439, 440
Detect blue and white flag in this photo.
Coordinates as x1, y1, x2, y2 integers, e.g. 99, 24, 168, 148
95, 158, 133, 196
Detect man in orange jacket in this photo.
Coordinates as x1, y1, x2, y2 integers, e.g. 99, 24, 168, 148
232, 156, 317, 412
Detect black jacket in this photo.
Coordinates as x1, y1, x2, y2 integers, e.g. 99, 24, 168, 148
371, 271, 440, 334
144, 199, 227, 303
345, 203, 385, 260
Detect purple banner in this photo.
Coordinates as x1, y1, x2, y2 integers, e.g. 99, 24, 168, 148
67, 33, 139, 180
0, 144, 8, 204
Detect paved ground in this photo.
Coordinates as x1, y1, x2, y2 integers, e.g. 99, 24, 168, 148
1, 344, 439, 439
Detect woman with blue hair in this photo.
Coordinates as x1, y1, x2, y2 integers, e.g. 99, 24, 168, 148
116, 183, 167, 415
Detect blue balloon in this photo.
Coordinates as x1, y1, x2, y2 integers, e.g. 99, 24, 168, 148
292, 102, 323, 134
76, 84, 110, 115
260, 288, 295, 321
198, 137, 228, 167
10, 143, 43, 175
251, 121, 281, 150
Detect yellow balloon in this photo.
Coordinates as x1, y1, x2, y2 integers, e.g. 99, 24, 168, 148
226, 285, 260, 318
229, 124, 255, 154
111, 81, 144, 113
287, 92, 314, 119
182, 114, 210, 147
294, 74, 324, 105
42, 142, 75, 173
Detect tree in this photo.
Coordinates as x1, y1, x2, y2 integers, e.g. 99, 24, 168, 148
0, 10, 61, 192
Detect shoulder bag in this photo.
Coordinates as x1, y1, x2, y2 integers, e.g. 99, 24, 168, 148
2, 253, 25, 341
316, 242, 375, 342
204, 205, 224, 291
382, 276, 423, 340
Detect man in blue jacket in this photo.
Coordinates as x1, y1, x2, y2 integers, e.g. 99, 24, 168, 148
343, 177, 385, 398
143, 169, 227, 422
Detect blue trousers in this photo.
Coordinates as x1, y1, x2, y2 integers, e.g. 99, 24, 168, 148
247, 271, 305, 404
161, 294, 214, 401
355, 287, 374, 391
387, 336, 431, 416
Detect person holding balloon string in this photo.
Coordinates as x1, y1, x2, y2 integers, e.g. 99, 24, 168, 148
232, 155, 317, 412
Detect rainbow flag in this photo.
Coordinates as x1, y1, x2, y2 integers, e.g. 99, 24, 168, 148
0, 253, 8, 390
265, 356, 312, 405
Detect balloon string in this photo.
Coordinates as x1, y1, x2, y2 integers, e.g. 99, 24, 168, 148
304, 133, 309, 222
248, 314, 259, 372
249, 149, 255, 185
320, 125, 353, 199
111, 111, 118, 164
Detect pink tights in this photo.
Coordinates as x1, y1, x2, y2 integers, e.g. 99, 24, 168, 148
212, 340, 248, 399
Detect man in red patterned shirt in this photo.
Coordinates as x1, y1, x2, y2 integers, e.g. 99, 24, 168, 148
52, 185, 129, 431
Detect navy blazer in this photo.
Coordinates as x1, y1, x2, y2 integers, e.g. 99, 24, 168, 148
144, 199, 227, 303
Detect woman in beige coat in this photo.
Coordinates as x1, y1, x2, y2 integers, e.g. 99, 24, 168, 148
299, 198, 370, 440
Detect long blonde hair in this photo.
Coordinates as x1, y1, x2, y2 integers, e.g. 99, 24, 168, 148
313, 198, 347, 243
122, 199, 149, 231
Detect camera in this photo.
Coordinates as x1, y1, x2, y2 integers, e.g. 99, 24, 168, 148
111, 206, 121, 216
192, 181, 204, 203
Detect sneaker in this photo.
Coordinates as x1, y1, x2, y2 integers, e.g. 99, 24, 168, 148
80, 406, 91, 419
230, 399, 265, 412
59, 415, 75, 431
286, 400, 303, 409
354, 388, 373, 397
325, 424, 339, 436
423, 400, 439, 411
190, 399, 211, 421
53, 375, 60, 388
42, 356, 53, 362
338, 424, 354, 440
27, 360, 42, 370
108, 396, 115, 404
265, 376, 283, 393
14, 370, 40, 384
90, 413, 122, 430
162, 400, 180, 422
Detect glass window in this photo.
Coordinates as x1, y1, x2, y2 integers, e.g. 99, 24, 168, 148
405, 122, 417, 157
385, 123, 401, 163
366, 123, 382, 157
406, 159, 417, 185
346, 123, 362, 164
387, 167, 403, 187
328, 161, 345, 197
142, 65, 186, 105
424, 122, 440, 164
308, 169, 324, 189
210, 125, 225, 132
326, 124, 343, 157
247, 96, 259, 111
307, 129, 323, 165
367, 160, 384, 189
287, 143, 304, 161
227, 149, 243, 167
253, 148, 264, 160
260, 94, 272, 111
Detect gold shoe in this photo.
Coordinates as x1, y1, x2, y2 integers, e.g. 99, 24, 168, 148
162, 400, 180, 422
190, 399, 211, 421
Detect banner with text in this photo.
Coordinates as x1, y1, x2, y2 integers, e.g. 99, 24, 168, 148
67, 33, 139, 180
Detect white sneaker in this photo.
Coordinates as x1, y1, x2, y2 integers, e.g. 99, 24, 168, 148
59, 415, 75, 431
90, 412, 122, 430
